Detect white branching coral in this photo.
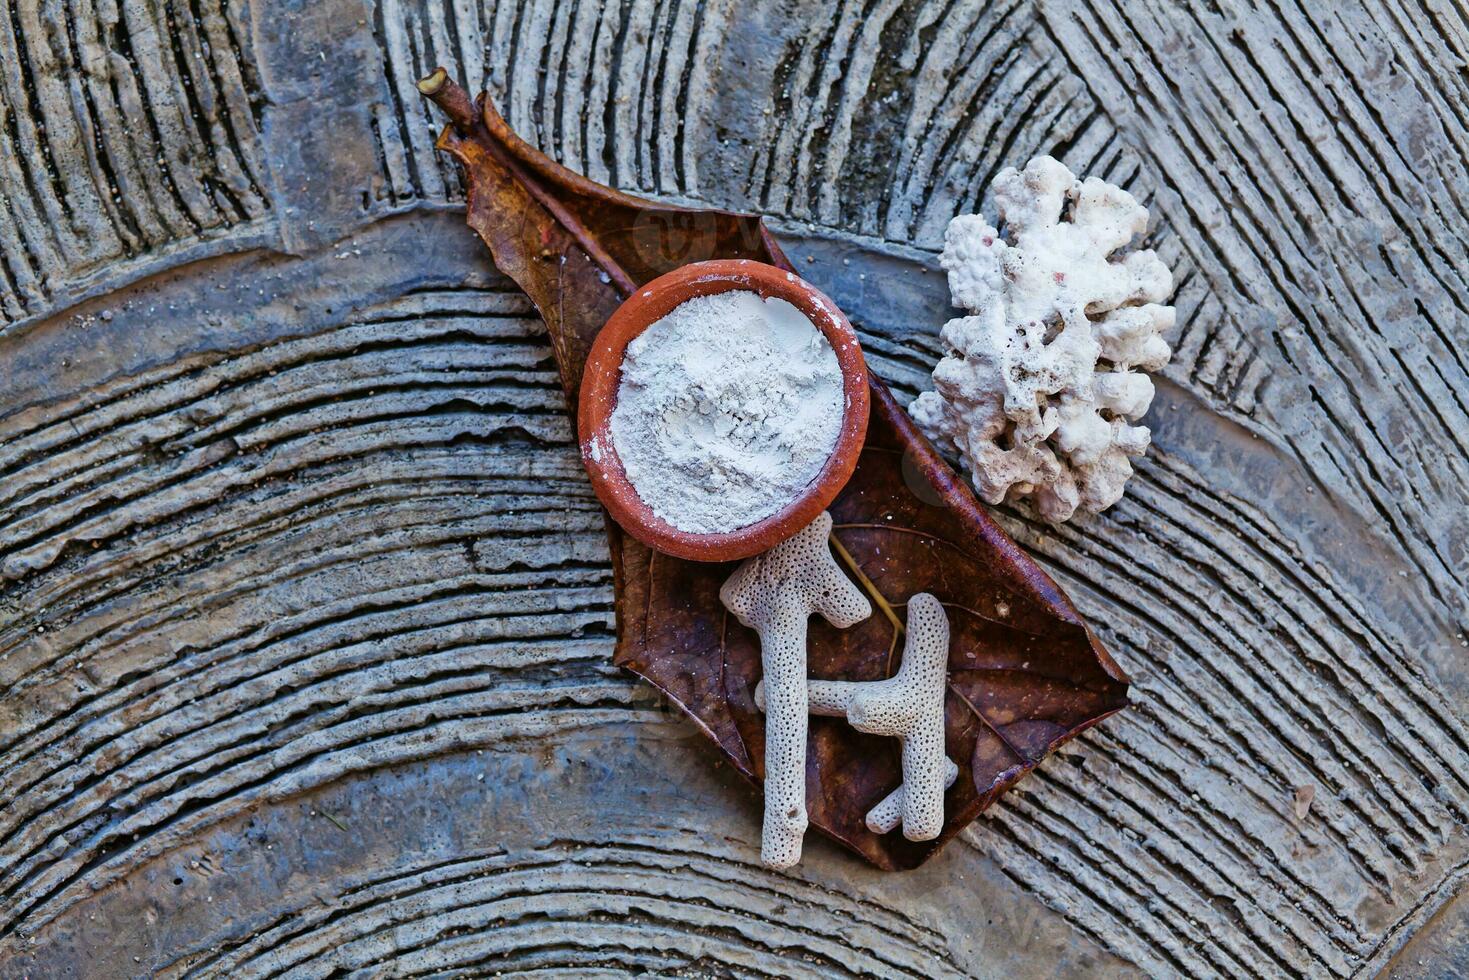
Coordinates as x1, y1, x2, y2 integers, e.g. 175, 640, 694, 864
725, 517, 959, 866
911, 155, 1175, 523
720, 512, 872, 869
751, 590, 955, 847
804, 593, 952, 841
866, 758, 958, 835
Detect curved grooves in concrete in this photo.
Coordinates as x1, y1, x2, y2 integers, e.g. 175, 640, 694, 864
0, 0, 268, 327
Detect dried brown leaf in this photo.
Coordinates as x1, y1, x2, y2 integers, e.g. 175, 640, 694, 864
423, 73, 1129, 869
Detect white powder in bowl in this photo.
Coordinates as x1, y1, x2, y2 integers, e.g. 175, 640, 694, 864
608, 289, 845, 534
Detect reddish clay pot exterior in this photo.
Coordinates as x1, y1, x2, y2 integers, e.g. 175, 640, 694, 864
578, 259, 870, 562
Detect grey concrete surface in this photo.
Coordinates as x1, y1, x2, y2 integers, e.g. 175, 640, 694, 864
0, 0, 1466, 976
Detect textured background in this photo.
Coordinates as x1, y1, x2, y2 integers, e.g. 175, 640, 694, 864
1, 0, 1467, 976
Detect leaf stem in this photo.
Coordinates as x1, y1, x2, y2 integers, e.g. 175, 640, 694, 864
418, 69, 639, 299
828, 532, 904, 636
417, 67, 479, 135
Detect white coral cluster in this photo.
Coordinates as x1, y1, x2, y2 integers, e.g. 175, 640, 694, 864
911, 156, 1174, 523
723, 514, 955, 868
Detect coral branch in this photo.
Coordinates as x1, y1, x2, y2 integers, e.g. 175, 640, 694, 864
721, 512, 871, 868
804, 594, 952, 840
752, 592, 954, 843
866, 758, 958, 834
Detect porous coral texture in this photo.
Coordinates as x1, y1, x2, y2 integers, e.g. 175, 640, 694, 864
720, 512, 872, 868
752, 592, 954, 843
911, 155, 1174, 522
866, 758, 959, 835
802, 593, 953, 841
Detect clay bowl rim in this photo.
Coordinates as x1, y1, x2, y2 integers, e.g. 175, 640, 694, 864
577, 259, 870, 563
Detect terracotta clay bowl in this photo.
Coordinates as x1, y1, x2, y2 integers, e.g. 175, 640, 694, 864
578, 259, 870, 563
